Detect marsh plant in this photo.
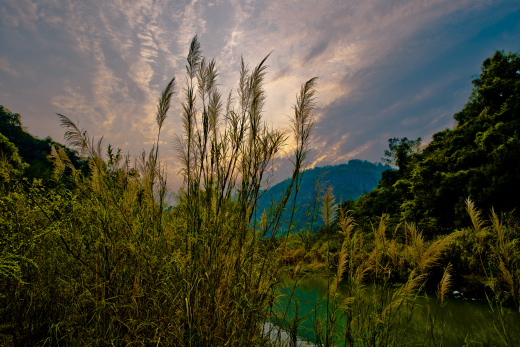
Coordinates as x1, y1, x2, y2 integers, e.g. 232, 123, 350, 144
273, 195, 519, 347
447, 199, 520, 346
1, 38, 519, 347
310, 209, 459, 346
268, 183, 463, 347
0, 36, 318, 346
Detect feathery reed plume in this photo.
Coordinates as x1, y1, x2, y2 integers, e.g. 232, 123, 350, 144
387, 239, 398, 269
338, 208, 355, 236
369, 215, 388, 277
499, 260, 516, 299
175, 37, 203, 187
209, 89, 222, 138
405, 222, 423, 268
197, 58, 218, 99
49, 145, 76, 179
321, 185, 338, 230
385, 270, 427, 314
57, 113, 90, 155
466, 197, 485, 232
490, 207, 515, 268
330, 238, 348, 296
405, 222, 459, 274
437, 263, 452, 304
491, 208, 505, 247
238, 53, 270, 122
49, 145, 66, 178
291, 77, 317, 148
186, 35, 201, 79
57, 113, 106, 162
490, 208, 503, 231
150, 77, 175, 236
465, 198, 491, 274
156, 77, 176, 131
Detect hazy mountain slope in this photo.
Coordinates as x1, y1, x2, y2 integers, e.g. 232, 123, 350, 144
256, 159, 391, 232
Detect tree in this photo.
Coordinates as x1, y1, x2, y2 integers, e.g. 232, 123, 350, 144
355, 51, 520, 237
382, 137, 422, 174
406, 51, 520, 233
0, 105, 87, 183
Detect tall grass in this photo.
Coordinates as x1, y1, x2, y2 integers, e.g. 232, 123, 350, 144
1, 37, 519, 347
454, 199, 520, 346
0, 36, 318, 346
310, 211, 458, 347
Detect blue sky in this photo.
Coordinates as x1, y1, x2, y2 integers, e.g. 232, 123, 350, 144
1, 0, 519, 190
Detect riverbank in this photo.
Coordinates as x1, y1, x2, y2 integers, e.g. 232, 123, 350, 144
273, 275, 520, 347
262, 322, 316, 347
274, 203, 520, 309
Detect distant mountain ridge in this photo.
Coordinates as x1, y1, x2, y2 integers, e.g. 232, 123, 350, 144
256, 159, 392, 232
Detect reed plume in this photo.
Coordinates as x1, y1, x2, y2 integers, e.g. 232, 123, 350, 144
321, 185, 338, 230
437, 263, 452, 305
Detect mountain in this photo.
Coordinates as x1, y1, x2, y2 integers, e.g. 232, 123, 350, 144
0, 105, 87, 183
255, 159, 392, 233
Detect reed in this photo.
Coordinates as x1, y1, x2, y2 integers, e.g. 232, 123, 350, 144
0, 36, 319, 346
456, 199, 520, 347
289, 200, 463, 346
2, 38, 519, 347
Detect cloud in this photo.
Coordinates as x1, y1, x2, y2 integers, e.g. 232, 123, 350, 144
0, 0, 39, 30
0, 57, 20, 77
1, 0, 519, 192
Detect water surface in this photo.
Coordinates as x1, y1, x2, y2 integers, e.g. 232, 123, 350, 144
272, 276, 520, 346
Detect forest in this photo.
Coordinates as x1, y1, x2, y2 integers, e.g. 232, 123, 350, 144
348, 51, 520, 237
1, 37, 519, 346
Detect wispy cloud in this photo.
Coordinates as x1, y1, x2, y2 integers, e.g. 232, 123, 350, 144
0, 57, 20, 77
1, 0, 519, 191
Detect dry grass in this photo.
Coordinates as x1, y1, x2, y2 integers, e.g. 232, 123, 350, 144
0, 36, 318, 346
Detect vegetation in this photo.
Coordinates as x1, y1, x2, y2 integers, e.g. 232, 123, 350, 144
349, 51, 520, 237
0, 35, 320, 346
1, 40, 519, 346
0, 106, 87, 183
274, 197, 520, 346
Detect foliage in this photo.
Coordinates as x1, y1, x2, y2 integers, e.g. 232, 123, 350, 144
382, 137, 422, 174
442, 199, 520, 346
0, 105, 87, 183
1, 44, 519, 347
0, 36, 318, 346
353, 51, 520, 237
0, 134, 31, 281
274, 206, 462, 346
0, 133, 28, 187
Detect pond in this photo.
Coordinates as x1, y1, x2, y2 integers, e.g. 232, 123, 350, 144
269, 276, 520, 346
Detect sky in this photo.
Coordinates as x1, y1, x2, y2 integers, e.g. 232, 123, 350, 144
1, 0, 519, 191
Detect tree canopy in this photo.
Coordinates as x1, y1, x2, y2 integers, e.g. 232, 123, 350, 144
352, 51, 520, 236
0, 105, 87, 183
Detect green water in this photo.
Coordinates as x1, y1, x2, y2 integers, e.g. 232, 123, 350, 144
272, 276, 520, 346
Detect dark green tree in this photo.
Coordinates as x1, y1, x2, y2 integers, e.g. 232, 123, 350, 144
354, 51, 520, 237
382, 137, 422, 174
406, 51, 520, 234
0, 105, 87, 183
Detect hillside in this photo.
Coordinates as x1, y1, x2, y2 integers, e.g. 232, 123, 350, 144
255, 160, 391, 232
351, 51, 520, 237
0, 106, 86, 183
